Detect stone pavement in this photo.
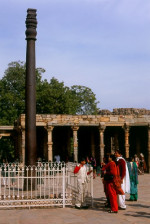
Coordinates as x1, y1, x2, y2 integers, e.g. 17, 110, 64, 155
0, 174, 149, 224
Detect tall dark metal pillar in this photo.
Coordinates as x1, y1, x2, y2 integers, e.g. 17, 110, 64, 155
25, 9, 37, 166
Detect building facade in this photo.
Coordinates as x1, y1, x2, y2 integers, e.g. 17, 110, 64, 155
1, 109, 150, 172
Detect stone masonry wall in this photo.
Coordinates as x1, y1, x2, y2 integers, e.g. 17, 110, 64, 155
99, 108, 150, 116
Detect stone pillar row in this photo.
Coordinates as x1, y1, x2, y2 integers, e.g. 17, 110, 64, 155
45, 125, 80, 163
124, 123, 130, 159
19, 123, 129, 165
99, 123, 106, 163
45, 126, 54, 162
71, 126, 79, 163
18, 122, 150, 174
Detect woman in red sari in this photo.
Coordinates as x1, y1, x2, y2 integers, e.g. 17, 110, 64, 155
103, 154, 124, 213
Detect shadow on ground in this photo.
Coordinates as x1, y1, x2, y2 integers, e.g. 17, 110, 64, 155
127, 203, 150, 209
124, 211, 150, 219
85, 197, 110, 212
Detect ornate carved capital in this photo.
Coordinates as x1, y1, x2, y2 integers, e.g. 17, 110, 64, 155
71, 126, 79, 131
98, 122, 106, 132
45, 125, 54, 132
124, 122, 130, 132
25, 8, 37, 40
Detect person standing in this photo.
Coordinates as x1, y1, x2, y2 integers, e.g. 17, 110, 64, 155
102, 154, 120, 213
115, 150, 130, 210
139, 153, 147, 174
54, 154, 60, 163
74, 158, 92, 209
101, 155, 111, 208
134, 154, 139, 168
90, 156, 96, 179
127, 157, 138, 201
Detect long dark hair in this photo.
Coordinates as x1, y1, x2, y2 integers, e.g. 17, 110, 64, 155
104, 153, 116, 163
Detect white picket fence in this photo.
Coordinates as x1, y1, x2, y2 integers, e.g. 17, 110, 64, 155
0, 162, 93, 209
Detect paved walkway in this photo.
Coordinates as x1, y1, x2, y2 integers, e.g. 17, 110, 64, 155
0, 174, 150, 224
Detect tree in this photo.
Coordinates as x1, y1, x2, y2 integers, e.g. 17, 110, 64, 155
0, 61, 25, 124
36, 77, 79, 114
0, 60, 100, 161
0, 61, 100, 124
0, 61, 100, 123
0, 61, 45, 161
0, 61, 44, 125
71, 85, 99, 115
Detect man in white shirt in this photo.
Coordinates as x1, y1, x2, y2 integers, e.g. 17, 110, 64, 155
115, 150, 130, 210
74, 158, 92, 209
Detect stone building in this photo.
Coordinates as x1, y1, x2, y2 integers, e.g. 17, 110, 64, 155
0, 108, 150, 172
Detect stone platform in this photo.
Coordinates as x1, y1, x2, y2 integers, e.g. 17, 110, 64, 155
0, 174, 149, 224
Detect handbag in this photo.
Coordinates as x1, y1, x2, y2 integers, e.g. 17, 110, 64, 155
104, 173, 114, 181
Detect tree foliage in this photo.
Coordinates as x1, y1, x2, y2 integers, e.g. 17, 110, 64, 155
0, 61, 100, 161
0, 61, 26, 124
36, 77, 78, 114
71, 85, 99, 115
0, 61, 99, 126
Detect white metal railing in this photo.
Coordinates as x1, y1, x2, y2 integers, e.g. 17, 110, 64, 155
0, 162, 93, 208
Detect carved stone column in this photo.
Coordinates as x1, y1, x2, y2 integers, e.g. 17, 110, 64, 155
71, 126, 79, 162
124, 123, 130, 159
99, 123, 106, 163
147, 124, 150, 173
45, 126, 54, 162
91, 130, 95, 158
25, 8, 37, 166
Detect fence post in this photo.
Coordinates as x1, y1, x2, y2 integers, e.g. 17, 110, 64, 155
90, 167, 94, 207
0, 167, 1, 199
63, 167, 65, 208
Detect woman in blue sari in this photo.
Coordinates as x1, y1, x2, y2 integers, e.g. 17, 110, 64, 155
127, 157, 138, 201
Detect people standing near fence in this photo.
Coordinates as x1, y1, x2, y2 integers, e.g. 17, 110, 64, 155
102, 154, 124, 213
86, 156, 91, 166
54, 154, 60, 163
101, 155, 110, 208
114, 150, 130, 210
134, 154, 139, 168
90, 156, 96, 179
96, 161, 101, 177
74, 157, 92, 209
139, 153, 147, 174
127, 157, 138, 201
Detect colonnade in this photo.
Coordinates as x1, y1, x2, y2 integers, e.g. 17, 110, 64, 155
41, 123, 130, 163
16, 122, 150, 172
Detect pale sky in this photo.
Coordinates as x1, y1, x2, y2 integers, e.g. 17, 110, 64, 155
0, 0, 150, 111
